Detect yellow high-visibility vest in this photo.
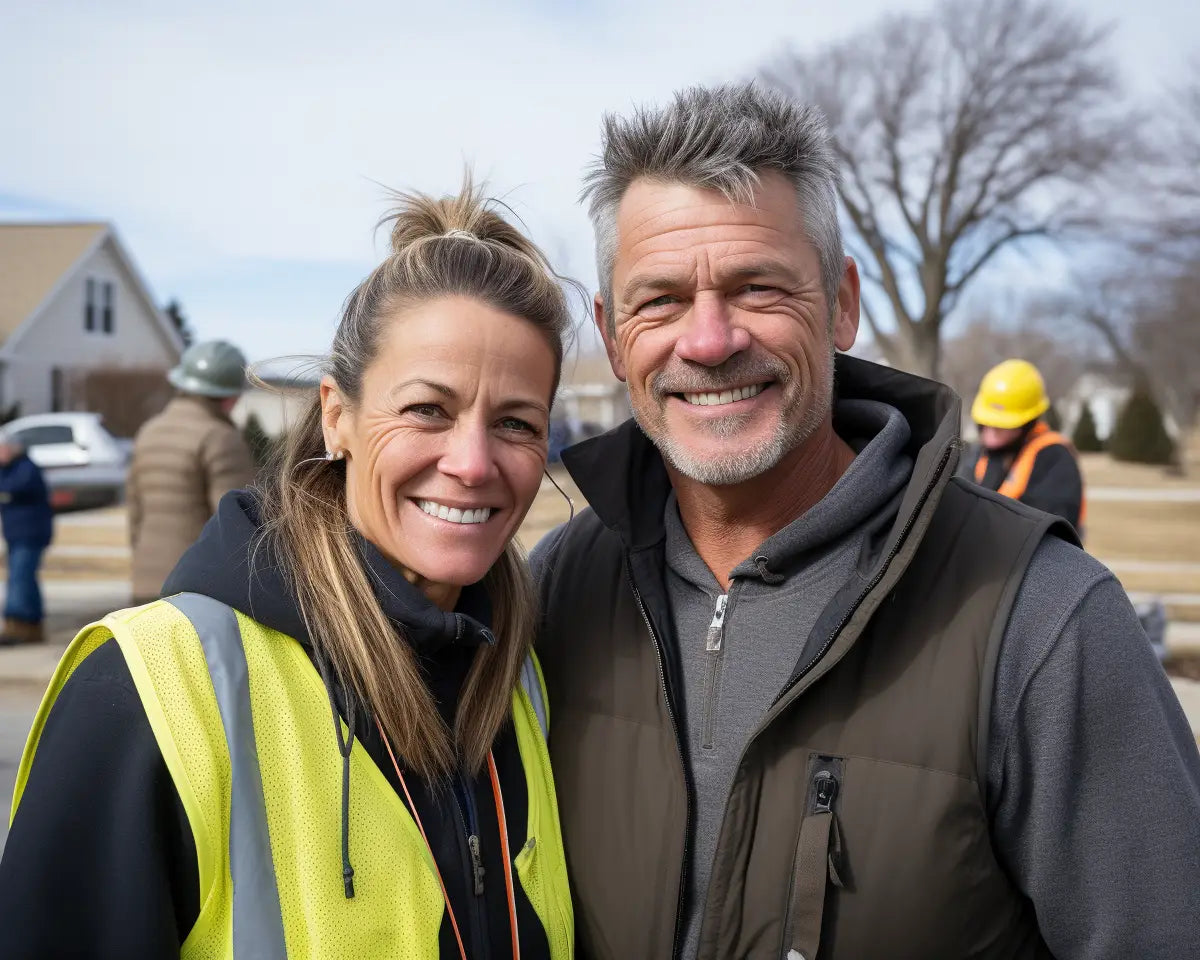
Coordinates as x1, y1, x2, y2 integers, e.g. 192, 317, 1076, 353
12, 593, 573, 959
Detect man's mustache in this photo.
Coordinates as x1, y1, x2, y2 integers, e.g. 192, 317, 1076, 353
651, 355, 790, 398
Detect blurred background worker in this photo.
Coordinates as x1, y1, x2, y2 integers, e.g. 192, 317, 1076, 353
127, 339, 255, 603
969, 359, 1086, 535
0, 438, 52, 647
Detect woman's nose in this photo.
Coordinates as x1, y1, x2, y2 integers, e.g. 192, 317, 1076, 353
438, 424, 499, 487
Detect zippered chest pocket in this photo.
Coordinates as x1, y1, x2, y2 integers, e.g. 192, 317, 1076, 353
782, 754, 847, 960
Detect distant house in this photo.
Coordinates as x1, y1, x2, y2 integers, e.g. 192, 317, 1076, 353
0, 222, 184, 432
231, 366, 321, 438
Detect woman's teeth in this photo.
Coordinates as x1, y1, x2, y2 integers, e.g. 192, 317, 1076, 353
682, 383, 766, 407
417, 500, 492, 524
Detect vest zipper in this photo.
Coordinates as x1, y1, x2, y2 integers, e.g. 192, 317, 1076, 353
704, 444, 953, 945
813, 768, 838, 813
770, 443, 955, 711
468, 835, 486, 896
452, 773, 491, 960
781, 760, 846, 956
702, 590, 731, 750
627, 571, 691, 960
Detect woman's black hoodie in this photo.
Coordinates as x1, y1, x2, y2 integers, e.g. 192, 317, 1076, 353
0, 491, 549, 960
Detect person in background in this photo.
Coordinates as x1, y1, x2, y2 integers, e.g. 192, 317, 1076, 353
0, 437, 52, 646
127, 339, 256, 602
970, 358, 1086, 534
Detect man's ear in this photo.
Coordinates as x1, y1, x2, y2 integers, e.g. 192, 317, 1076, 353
595, 293, 627, 382
319, 376, 349, 455
833, 256, 861, 352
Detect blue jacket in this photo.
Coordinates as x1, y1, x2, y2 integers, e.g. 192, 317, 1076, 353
0, 454, 53, 546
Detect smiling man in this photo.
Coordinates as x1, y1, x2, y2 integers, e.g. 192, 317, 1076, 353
533, 84, 1200, 960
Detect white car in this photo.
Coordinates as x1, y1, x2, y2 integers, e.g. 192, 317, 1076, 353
1, 412, 129, 511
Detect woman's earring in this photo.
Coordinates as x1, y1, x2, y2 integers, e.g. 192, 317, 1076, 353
326, 449, 344, 461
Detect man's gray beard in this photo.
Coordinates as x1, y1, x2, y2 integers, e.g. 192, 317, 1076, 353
632, 383, 832, 487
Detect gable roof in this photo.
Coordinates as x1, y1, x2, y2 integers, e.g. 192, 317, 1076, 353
0, 222, 109, 341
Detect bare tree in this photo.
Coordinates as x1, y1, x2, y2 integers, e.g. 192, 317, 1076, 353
763, 0, 1134, 378
1051, 256, 1200, 445
1142, 61, 1200, 263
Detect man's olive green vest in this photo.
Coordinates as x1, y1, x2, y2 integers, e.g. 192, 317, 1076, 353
538, 441, 1072, 959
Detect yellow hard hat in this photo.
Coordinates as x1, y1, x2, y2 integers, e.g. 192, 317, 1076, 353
971, 359, 1050, 429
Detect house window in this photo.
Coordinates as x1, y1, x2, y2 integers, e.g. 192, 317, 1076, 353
84, 278, 96, 331
84, 279, 115, 334
102, 281, 115, 333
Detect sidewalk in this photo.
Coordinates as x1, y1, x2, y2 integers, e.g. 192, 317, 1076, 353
0, 579, 130, 689
1089, 487, 1200, 502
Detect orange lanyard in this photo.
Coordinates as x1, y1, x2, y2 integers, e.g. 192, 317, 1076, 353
376, 718, 520, 960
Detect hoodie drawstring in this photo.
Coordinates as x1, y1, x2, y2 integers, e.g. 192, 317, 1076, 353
754, 555, 786, 584
313, 646, 357, 898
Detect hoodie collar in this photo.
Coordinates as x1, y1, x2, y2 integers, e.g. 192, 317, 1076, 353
561, 355, 963, 556
162, 491, 495, 651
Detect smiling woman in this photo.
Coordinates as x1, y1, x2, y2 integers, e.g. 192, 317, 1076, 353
321, 295, 555, 609
1, 179, 578, 960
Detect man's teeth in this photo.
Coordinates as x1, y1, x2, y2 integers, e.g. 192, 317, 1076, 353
682, 383, 766, 407
417, 501, 492, 524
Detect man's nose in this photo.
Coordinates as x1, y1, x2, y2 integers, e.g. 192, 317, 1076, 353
673, 294, 751, 366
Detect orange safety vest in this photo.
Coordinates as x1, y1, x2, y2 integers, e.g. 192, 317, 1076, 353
975, 421, 1087, 527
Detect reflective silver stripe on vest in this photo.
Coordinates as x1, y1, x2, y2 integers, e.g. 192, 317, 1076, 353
519, 653, 548, 741
168, 593, 287, 960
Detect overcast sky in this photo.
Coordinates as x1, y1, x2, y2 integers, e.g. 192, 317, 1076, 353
2, 0, 1196, 363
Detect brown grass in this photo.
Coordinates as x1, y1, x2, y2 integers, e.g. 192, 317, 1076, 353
1079, 429, 1200, 487
1085, 501, 1200, 565
1081, 454, 1196, 489
1166, 652, 1200, 682
1111, 569, 1200, 595
517, 467, 584, 552
52, 524, 128, 549
37, 556, 131, 579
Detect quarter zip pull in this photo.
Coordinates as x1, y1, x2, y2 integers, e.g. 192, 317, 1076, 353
468, 835, 486, 895
705, 593, 729, 652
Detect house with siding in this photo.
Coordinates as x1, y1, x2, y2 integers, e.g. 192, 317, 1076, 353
0, 222, 184, 432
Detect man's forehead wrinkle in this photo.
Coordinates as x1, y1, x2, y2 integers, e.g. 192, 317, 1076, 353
621, 235, 805, 299
619, 201, 787, 243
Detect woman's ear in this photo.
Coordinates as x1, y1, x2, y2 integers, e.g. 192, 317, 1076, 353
319, 376, 348, 455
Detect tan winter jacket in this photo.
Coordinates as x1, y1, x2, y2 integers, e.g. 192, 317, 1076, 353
128, 395, 255, 600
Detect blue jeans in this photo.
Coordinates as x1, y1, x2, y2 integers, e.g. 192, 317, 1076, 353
5, 542, 45, 623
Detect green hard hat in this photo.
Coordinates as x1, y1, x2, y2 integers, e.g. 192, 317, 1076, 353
167, 340, 248, 398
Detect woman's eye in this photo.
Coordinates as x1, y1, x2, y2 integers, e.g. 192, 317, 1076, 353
499, 417, 539, 436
